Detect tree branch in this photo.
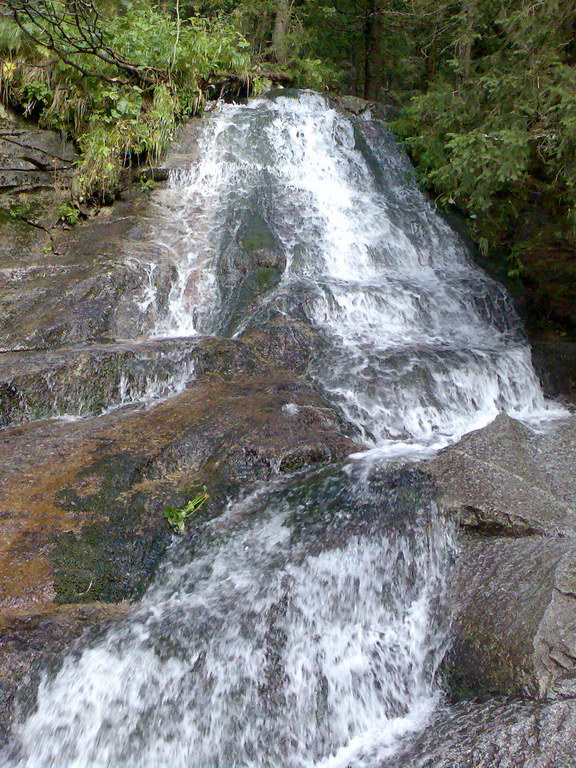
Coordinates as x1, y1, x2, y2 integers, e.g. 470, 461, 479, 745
4, 0, 165, 86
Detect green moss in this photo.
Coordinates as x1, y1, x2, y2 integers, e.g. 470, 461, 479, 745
50, 452, 172, 604
236, 213, 277, 253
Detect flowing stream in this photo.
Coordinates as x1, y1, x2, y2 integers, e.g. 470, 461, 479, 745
1, 91, 564, 767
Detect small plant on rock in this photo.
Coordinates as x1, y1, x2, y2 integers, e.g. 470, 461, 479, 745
57, 201, 81, 226
164, 488, 209, 534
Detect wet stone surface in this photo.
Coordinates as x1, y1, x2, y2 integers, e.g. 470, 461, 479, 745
415, 412, 576, 765
0, 362, 359, 740
423, 413, 576, 537
0, 367, 358, 617
0, 197, 174, 351
445, 535, 576, 699
384, 697, 576, 768
0, 110, 363, 741
0, 603, 131, 746
0, 336, 265, 427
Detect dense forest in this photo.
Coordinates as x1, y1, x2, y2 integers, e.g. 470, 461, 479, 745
1, 0, 575, 335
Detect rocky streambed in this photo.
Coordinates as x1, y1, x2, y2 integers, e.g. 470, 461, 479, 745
0, 94, 575, 767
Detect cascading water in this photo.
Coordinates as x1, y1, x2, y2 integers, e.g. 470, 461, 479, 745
1, 91, 564, 768
149, 90, 561, 455
7, 467, 454, 768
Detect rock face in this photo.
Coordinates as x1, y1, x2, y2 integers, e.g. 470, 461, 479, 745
0, 116, 76, 194
0, 349, 358, 618
0, 336, 265, 427
0, 111, 80, 346
0, 111, 205, 353
398, 411, 576, 766
0, 329, 358, 738
385, 698, 576, 768
0, 196, 173, 351
446, 536, 576, 699
421, 412, 576, 724
425, 413, 576, 537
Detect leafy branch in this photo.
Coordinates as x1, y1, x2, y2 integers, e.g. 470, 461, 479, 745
2, 0, 162, 85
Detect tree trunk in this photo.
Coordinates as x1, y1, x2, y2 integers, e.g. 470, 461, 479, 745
363, 0, 384, 100
272, 0, 291, 64
457, 0, 474, 80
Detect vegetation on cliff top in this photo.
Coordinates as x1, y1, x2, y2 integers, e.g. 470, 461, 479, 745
1, 0, 574, 334
0, 0, 251, 201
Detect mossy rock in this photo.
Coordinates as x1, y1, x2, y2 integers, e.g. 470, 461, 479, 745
50, 452, 173, 604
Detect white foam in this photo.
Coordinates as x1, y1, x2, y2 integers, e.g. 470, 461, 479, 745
141, 91, 566, 454
10, 486, 453, 768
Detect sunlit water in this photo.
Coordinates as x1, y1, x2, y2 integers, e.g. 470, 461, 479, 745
1, 91, 565, 768
149, 91, 563, 456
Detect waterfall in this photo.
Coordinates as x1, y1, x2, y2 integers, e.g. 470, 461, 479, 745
149, 91, 561, 456
2, 91, 562, 768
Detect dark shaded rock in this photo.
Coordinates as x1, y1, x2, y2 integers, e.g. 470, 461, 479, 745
531, 339, 576, 402
0, 116, 78, 291
445, 536, 576, 699
0, 207, 52, 263
0, 124, 76, 193
423, 413, 576, 537
329, 94, 373, 115
384, 698, 576, 768
236, 279, 331, 371
421, 413, 576, 705
280, 464, 440, 553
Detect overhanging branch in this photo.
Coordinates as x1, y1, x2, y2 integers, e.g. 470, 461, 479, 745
3, 0, 164, 86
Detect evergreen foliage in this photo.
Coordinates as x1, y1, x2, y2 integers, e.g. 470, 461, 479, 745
0, 0, 254, 200
390, 0, 576, 334
1, 0, 574, 332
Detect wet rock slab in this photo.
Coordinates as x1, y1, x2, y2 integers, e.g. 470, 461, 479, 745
446, 535, 576, 698
386, 697, 576, 768
424, 413, 576, 537
0, 196, 173, 351
0, 365, 358, 619
415, 411, 576, 763
0, 149, 220, 351
0, 335, 264, 427
0, 121, 76, 193
0, 366, 358, 743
